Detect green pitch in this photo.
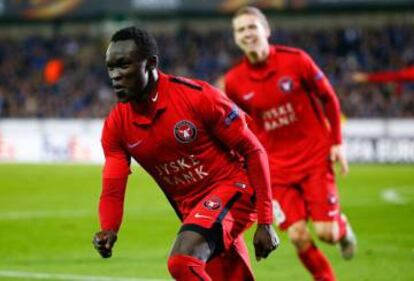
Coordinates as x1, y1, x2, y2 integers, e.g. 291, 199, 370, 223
0, 164, 413, 281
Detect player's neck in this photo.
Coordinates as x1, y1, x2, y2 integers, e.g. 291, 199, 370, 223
246, 45, 270, 65
132, 70, 159, 106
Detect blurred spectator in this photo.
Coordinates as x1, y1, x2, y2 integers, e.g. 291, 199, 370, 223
43, 58, 64, 85
0, 23, 413, 118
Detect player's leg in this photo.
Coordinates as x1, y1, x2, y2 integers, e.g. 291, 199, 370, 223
168, 181, 256, 281
204, 183, 256, 281
273, 185, 336, 281
313, 216, 356, 260
337, 213, 357, 260
287, 220, 313, 251
304, 166, 357, 260
205, 235, 254, 281
168, 230, 213, 281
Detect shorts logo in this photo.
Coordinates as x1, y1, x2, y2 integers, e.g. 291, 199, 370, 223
328, 194, 337, 205
234, 182, 247, 189
203, 196, 221, 210
194, 213, 213, 220
278, 76, 294, 93
174, 120, 197, 144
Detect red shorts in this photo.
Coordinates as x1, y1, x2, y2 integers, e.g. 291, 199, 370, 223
272, 164, 341, 230
181, 180, 256, 253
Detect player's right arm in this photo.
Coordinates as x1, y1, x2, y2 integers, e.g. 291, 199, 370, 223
93, 115, 131, 258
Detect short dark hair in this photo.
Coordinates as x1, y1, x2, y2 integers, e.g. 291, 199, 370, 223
111, 26, 159, 60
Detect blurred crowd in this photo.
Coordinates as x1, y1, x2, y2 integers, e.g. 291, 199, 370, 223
0, 23, 413, 118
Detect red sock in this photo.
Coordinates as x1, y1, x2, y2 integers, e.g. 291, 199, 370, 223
168, 255, 212, 281
298, 243, 336, 281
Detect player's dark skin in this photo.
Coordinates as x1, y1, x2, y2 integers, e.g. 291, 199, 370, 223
93, 39, 279, 262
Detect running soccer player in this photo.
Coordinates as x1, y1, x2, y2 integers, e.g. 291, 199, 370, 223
223, 6, 356, 281
92, 26, 279, 281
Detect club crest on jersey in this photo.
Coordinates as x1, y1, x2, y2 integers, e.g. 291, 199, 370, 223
174, 120, 197, 144
278, 76, 294, 93
203, 196, 222, 210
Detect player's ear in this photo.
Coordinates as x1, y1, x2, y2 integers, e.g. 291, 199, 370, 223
146, 55, 158, 72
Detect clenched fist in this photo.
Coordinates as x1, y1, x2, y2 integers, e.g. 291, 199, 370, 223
253, 224, 280, 261
93, 230, 117, 258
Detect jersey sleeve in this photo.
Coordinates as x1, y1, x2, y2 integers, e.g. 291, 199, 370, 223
99, 177, 127, 232
199, 84, 248, 147
99, 113, 131, 232
300, 51, 342, 144
367, 67, 414, 83
101, 115, 131, 178
199, 85, 273, 224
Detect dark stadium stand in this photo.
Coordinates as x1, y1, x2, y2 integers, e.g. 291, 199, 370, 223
0, 24, 413, 118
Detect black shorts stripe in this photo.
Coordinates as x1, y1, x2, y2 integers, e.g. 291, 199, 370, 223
216, 191, 242, 222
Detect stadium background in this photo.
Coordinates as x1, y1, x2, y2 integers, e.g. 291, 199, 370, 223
0, 0, 413, 280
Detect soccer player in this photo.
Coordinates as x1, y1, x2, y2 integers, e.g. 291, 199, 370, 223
92, 26, 279, 281
352, 66, 414, 83
222, 6, 356, 281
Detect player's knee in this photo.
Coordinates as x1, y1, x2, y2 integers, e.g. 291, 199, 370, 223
288, 224, 312, 250
315, 227, 335, 244
168, 255, 208, 279
167, 255, 187, 278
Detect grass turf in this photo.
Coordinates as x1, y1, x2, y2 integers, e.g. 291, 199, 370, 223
0, 164, 413, 281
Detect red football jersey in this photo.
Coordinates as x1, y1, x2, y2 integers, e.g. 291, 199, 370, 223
101, 72, 272, 224
225, 45, 342, 174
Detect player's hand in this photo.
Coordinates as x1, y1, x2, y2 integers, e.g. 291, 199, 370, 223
330, 144, 349, 176
93, 230, 117, 258
351, 72, 369, 83
253, 224, 280, 261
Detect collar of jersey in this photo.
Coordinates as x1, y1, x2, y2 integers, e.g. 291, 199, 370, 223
244, 45, 277, 80
129, 71, 169, 126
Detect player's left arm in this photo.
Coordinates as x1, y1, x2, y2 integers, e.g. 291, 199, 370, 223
302, 52, 349, 175
232, 126, 280, 260
199, 85, 280, 260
